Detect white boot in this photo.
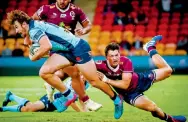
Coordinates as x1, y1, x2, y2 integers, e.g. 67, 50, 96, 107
44, 83, 55, 102
84, 99, 103, 111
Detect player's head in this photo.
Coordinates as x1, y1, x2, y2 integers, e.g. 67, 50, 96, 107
56, 0, 71, 9
105, 42, 120, 67
7, 10, 31, 38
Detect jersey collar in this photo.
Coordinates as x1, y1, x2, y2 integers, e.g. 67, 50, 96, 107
106, 60, 120, 72
56, 2, 70, 13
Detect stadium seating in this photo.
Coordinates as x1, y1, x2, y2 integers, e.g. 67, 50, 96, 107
88, 0, 188, 56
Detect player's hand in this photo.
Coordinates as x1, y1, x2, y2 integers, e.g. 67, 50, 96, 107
97, 71, 109, 82
75, 28, 86, 36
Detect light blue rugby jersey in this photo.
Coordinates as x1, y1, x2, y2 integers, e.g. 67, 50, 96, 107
28, 20, 80, 51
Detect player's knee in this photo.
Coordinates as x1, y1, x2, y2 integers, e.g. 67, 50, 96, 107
21, 106, 30, 112
39, 67, 52, 78
89, 80, 99, 88
164, 66, 173, 77
145, 103, 157, 112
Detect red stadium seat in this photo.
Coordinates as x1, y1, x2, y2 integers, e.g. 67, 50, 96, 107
145, 30, 156, 37
135, 31, 145, 37
179, 29, 188, 35
104, 12, 115, 20
135, 25, 145, 31
18, 1, 27, 7
158, 24, 168, 30
180, 24, 188, 30
101, 25, 112, 31
142, 1, 150, 6
171, 18, 180, 24
168, 30, 178, 36
112, 25, 124, 31
157, 30, 167, 37
148, 18, 158, 25
172, 12, 181, 18
97, 0, 107, 6
159, 17, 169, 24
169, 24, 179, 30
124, 24, 135, 31
146, 24, 157, 31
161, 12, 170, 18
166, 36, 178, 44
95, 6, 104, 13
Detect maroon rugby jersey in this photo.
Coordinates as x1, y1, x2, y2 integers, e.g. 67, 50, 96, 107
36, 3, 88, 34
95, 56, 139, 94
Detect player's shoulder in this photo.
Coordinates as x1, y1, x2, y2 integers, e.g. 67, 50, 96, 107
95, 60, 106, 65
70, 3, 83, 11
120, 56, 132, 63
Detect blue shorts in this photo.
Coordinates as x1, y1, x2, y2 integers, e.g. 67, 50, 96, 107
51, 39, 92, 64
123, 70, 156, 105
39, 94, 56, 112
39, 92, 65, 112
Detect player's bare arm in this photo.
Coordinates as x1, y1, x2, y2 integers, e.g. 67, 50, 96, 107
75, 20, 92, 36
98, 71, 132, 90
29, 36, 52, 61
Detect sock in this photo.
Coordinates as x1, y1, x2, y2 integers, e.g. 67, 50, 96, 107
111, 92, 117, 101
149, 49, 158, 58
82, 95, 89, 102
148, 46, 156, 53
62, 89, 74, 100
112, 94, 121, 105
9, 94, 29, 106
2, 105, 22, 112
151, 111, 168, 120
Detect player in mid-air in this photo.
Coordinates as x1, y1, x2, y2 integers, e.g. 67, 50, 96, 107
7, 10, 123, 119
0, 78, 91, 112
96, 36, 187, 122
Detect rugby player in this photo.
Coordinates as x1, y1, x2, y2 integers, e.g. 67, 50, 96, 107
0, 78, 91, 112
7, 10, 123, 119
95, 36, 187, 122
31, 0, 97, 110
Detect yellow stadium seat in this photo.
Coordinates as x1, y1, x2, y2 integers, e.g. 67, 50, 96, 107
88, 37, 98, 44
100, 31, 111, 38
175, 50, 187, 55
120, 49, 129, 56
0, 38, 4, 45
140, 49, 148, 56
98, 37, 111, 44
157, 49, 164, 55
143, 37, 152, 44
163, 49, 175, 55
5, 38, 16, 45
24, 48, 30, 57
91, 25, 101, 32
165, 43, 177, 50
17, 38, 24, 44
89, 31, 100, 38
7, 44, 15, 51
123, 31, 134, 38
98, 44, 107, 56
111, 31, 122, 43
156, 43, 165, 50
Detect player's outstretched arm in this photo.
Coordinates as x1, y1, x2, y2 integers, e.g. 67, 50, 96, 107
97, 71, 132, 90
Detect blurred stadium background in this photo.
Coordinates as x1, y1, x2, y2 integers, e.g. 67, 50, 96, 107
0, 0, 188, 122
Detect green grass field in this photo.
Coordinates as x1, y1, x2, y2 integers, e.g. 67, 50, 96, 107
0, 75, 188, 122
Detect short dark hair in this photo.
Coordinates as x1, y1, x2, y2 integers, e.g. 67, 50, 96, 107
7, 10, 31, 25
105, 42, 120, 56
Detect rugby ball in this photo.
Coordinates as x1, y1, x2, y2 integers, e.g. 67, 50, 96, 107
29, 43, 40, 56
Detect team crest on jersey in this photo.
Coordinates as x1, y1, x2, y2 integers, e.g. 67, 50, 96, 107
95, 60, 102, 64
70, 11, 75, 20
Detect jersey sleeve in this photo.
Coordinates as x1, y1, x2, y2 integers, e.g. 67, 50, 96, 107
36, 5, 49, 19
76, 7, 88, 23
29, 28, 46, 43
95, 60, 103, 72
122, 58, 134, 73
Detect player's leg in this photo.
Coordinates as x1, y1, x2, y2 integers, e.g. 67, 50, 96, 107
134, 95, 186, 122
70, 102, 82, 112
39, 54, 77, 112
143, 35, 173, 82
2, 91, 29, 107
21, 101, 45, 112
0, 104, 23, 112
77, 59, 123, 119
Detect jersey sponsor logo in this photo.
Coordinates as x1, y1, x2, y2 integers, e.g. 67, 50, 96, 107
60, 14, 66, 18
